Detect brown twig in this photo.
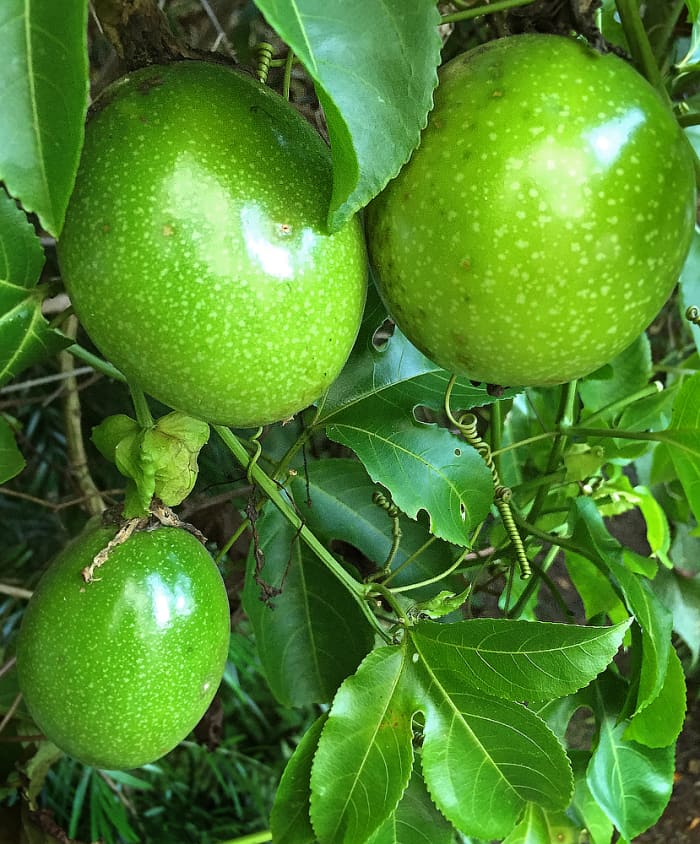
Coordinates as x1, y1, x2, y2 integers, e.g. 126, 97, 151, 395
60, 316, 105, 517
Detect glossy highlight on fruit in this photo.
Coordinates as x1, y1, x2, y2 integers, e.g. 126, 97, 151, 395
58, 60, 367, 427
16, 525, 230, 770
366, 34, 696, 386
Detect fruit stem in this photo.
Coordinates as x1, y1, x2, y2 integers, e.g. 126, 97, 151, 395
614, 0, 671, 107
129, 384, 154, 429
214, 425, 388, 638
441, 0, 535, 24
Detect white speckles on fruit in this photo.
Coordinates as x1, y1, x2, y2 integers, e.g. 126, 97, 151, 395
58, 61, 367, 427
366, 34, 696, 386
16, 526, 230, 770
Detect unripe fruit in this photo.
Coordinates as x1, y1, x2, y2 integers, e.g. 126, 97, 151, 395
17, 525, 230, 770
58, 60, 367, 427
366, 34, 696, 386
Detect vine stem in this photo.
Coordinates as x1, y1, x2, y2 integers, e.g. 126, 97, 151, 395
577, 382, 664, 428
283, 49, 295, 101
527, 380, 578, 525
441, 0, 535, 24
563, 426, 666, 443
213, 426, 387, 639
389, 545, 496, 595
614, 0, 670, 105
219, 832, 272, 844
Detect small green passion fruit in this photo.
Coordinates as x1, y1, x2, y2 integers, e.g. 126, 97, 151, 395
57, 60, 367, 427
366, 34, 696, 387
16, 525, 230, 770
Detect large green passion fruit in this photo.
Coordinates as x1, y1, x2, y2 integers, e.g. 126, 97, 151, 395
366, 34, 696, 386
16, 525, 230, 770
58, 60, 367, 427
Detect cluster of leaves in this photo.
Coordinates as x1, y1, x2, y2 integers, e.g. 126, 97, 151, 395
1, 1, 700, 843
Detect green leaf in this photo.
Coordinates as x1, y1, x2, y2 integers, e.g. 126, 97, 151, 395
270, 715, 326, 844
0, 0, 89, 234
651, 567, 700, 670
586, 718, 674, 841
569, 750, 614, 844
570, 499, 673, 716
309, 646, 415, 844
665, 371, 700, 523
410, 618, 630, 701
366, 767, 454, 844
0, 416, 25, 483
309, 636, 573, 842
0, 188, 68, 386
565, 551, 627, 622
579, 334, 652, 421
255, 1, 441, 231
243, 504, 374, 707
624, 643, 687, 747
290, 458, 463, 597
411, 656, 573, 839
326, 394, 493, 545
502, 803, 578, 844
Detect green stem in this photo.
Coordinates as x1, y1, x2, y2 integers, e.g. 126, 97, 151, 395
272, 420, 314, 483
507, 544, 559, 619
382, 535, 438, 587
441, 0, 534, 24
219, 832, 272, 844
491, 430, 557, 457
510, 512, 629, 607
67, 344, 127, 382
648, 0, 686, 73
283, 49, 295, 101
678, 112, 700, 128
129, 384, 154, 428
564, 426, 665, 443
527, 380, 578, 525
578, 382, 663, 428
370, 583, 412, 627
389, 545, 495, 595
490, 400, 503, 479
614, 0, 671, 105
214, 425, 386, 638
215, 518, 251, 564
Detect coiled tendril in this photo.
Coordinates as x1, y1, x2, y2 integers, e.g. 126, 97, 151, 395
254, 42, 274, 84
372, 490, 402, 576
445, 378, 531, 579
686, 305, 700, 327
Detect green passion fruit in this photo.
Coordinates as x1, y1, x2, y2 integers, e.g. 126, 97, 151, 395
58, 60, 367, 427
16, 525, 230, 770
366, 34, 696, 386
